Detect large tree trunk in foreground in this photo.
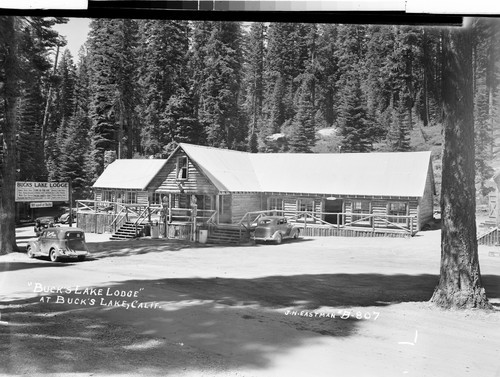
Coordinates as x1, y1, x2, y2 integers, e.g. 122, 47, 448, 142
430, 22, 491, 309
0, 16, 19, 255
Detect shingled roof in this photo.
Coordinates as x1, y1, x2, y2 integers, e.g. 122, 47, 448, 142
93, 144, 433, 198
178, 143, 433, 198
93, 159, 168, 190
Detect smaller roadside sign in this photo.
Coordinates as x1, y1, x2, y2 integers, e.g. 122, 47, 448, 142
30, 202, 53, 208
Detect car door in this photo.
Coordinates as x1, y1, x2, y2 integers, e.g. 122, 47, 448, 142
37, 231, 48, 255
277, 218, 288, 236
281, 218, 293, 237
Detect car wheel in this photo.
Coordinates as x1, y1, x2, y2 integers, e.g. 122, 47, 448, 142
49, 248, 59, 262
27, 245, 34, 258
78, 255, 85, 262
275, 233, 282, 244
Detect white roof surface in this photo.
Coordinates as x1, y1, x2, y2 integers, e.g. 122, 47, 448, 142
92, 159, 168, 190
180, 143, 432, 198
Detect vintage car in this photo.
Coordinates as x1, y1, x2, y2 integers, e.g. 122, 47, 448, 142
58, 211, 75, 224
27, 227, 89, 262
252, 216, 301, 244
34, 216, 56, 236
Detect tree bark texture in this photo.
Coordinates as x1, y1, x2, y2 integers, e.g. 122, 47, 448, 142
0, 16, 19, 254
430, 23, 491, 309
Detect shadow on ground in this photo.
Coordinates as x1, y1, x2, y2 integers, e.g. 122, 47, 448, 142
85, 238, 312, 259
0, 260, 75, 272
2, 273, 498, 375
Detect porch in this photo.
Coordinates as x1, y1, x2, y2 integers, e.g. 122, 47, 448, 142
239, 209, 419, 238
75, 200, 418, 242
75, 200, 216, 241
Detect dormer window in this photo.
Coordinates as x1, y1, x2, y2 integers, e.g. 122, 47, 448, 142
177, 156, 188, 180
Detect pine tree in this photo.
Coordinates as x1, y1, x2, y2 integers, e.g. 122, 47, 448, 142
198, 21, 243, 148
472, 18, 499, 197
288, 82, 316, 153
431, 22, 491, 309
0, 16, 20, 254
242, 22, 266, 152
160, 88, 201, 150
386, 99, 412, 152
137, 19, 190, 156
338, 78, 376, 153
16, 17, 65, 182
87, 18, 119, 182
59, 112, 91, 199
316, 24, 340, 128
87, 18, 139, 180
46, 49, 77, 181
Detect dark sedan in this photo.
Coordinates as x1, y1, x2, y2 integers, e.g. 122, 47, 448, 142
27, 227, 89, 262
34, 216, 55, 236
252, 216, 301, 244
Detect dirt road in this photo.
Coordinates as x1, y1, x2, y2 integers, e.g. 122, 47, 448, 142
1, 227, 499, 376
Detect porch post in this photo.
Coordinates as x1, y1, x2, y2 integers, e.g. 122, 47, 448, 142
215, 194, 220, 224
168, 194, 172, 222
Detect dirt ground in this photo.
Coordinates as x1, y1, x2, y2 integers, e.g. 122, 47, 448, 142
1, 226, 499, 377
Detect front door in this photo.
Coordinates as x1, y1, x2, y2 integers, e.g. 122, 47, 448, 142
324, 199, 344, 225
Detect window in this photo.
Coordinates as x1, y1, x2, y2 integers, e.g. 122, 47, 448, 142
196, 195, 214, 211
388, 202, 408, 224
152, 193, 163, 205
176, 156, 188, 180
101, 190, 112, 203
126, 191, 137, 204
299, 199, 314, 213
269, 197, 283, 213
352, 201, 371, 225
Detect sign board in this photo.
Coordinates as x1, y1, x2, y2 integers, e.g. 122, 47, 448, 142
15, 182, 69, 202
30, 202, 53, 208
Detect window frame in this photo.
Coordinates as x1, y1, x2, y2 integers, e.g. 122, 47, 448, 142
176, 156, 189, 180
351, 200, 372, 225
387, 202, 409, 225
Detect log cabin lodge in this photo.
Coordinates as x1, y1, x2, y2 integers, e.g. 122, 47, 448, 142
77, 143, 435, 242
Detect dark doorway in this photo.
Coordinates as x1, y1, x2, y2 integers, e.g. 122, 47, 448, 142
324, 199, 344, 225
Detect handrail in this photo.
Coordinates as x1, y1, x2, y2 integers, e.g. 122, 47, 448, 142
237, 209, 417, 235
109, 206, 128, 233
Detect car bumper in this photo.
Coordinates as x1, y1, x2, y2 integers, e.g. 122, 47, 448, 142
252, 233, 279, 242
57, 250, 88, 258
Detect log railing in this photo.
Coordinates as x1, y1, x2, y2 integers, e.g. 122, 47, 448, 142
238, 209, 418, 236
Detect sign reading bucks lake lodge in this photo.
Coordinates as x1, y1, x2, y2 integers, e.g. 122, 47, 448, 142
15, 182, 69, 202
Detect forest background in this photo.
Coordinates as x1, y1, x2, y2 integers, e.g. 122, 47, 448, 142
1, 17, 499, 203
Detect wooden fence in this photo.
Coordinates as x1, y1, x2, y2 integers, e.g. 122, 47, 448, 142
166, 223, 192, 240
77, 212, 115, 234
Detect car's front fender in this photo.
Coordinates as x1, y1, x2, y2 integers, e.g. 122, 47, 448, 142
27, 241, 40, 254
272, 231, 283, 240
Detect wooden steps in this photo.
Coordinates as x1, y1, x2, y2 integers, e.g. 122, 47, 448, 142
110, 221, 148, 240
477, 227, 500, 246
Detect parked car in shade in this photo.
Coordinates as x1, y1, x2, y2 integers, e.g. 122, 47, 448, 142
34, 216, 56, 236
252, 216, 301, 244
58, 211, 75, 224
27, 227, 89, 262
421, 212, 442, 231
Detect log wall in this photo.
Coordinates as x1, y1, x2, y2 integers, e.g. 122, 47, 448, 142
156, 149, 218, 195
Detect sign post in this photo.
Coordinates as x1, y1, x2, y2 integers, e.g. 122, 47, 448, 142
68, 179, 73, 227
